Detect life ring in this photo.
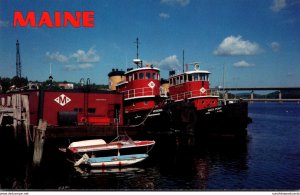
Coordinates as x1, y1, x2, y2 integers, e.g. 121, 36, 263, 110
80, 117, 87, 123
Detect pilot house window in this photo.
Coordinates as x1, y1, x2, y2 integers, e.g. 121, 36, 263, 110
139, 72, 144, 79
152, 73, 157, 80
193, 74, 198, 81
176, 77, 180, 84
188, 74, 192, 82
146, 72, 151, 79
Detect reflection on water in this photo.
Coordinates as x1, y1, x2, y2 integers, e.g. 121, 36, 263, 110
0, 131, 249, 190
0, 133, 32, 189
1, 102, 300, 190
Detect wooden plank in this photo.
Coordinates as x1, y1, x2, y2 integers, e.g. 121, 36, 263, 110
33, 119, 48, 166
22, 95, 31, 146
0, 113, 3, 126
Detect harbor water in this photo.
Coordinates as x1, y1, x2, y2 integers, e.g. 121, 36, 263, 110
0, 102, 300, 190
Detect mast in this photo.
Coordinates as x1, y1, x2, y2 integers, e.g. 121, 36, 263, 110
222, 64, 225, 91
182, 50, 185, 73
133, 37, 142, 68
222, 64, 227, 105
134, 37, 140, 59
49, 63, 53, 83
50, 63, 52, 76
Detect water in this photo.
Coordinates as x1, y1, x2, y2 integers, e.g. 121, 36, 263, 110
0, 102, 300, 190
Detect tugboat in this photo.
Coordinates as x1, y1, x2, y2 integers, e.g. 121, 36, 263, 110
108, 39, 251, 136
108, 38, 167, 129
165, 62, 251, 136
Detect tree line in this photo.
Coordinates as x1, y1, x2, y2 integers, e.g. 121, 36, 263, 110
0, 76, 109, 93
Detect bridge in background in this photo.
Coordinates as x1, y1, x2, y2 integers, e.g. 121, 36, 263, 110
221, 87, 300, 91
213, 87, 300, 102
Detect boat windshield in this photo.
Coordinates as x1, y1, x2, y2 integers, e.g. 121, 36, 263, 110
110, 135, 134, 144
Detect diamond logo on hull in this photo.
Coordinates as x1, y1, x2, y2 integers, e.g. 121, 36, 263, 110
148, 81, 155, 89
200, 87, 206, 93
54, 94, 71, 106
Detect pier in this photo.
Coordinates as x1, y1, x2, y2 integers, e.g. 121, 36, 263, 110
0, 90, 141, 165
217, 87, 300, 103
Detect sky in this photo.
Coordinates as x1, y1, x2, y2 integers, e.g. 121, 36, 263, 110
0, 0, 300, 88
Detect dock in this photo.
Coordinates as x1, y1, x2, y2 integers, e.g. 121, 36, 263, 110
0, 90, 142, 166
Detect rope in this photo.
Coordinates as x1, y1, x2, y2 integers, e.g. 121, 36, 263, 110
146, 143, 155, 154
128, 107, 155, 127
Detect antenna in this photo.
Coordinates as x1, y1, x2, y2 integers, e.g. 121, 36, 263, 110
49, 63, 52, 76
49, 63, 53, 81
223, 64, 225, 91
16, 40, 21, 78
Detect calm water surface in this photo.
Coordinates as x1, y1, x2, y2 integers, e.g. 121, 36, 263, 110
0, 102, 300, 190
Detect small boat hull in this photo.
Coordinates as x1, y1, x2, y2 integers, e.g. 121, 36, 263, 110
66, 136, 155, 163
87, 154, 148, 167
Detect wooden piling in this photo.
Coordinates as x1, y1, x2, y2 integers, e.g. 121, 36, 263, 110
7, 96, 11, 107
12, 94, 22, 138
33, 119, 47, 166
1, 97, 4, 106
0, 113, 3, 126
21, 95, 30, 147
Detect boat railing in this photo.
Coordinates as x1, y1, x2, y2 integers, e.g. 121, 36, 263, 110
170, 89, 219, 101
123, 87, 156, 99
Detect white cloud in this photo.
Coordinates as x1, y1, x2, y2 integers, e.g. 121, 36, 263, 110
71, 47, 100, 63
159, 12, 170, 19
270, 42, 280, 52
233, 60, 255, 68
159, 55, 180, 70
0, 20, 9, 27
145, 55, 180, 70
47, 47, 100, 71
46, 52, 69, 63
160, 0, 190, 6
63, 63, 94, 71
270, 0, 286, 12
78, 63, 94, 69
63, 65, 78, 71
214, 35, 262, 56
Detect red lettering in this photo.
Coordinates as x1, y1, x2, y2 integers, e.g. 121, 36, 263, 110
13, 11, 95, 28
54, 12, 62, 27
14, 11, 36, 27
83, 11, 95, 27
64, 12, 81, 28
38, 12, 53, 27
